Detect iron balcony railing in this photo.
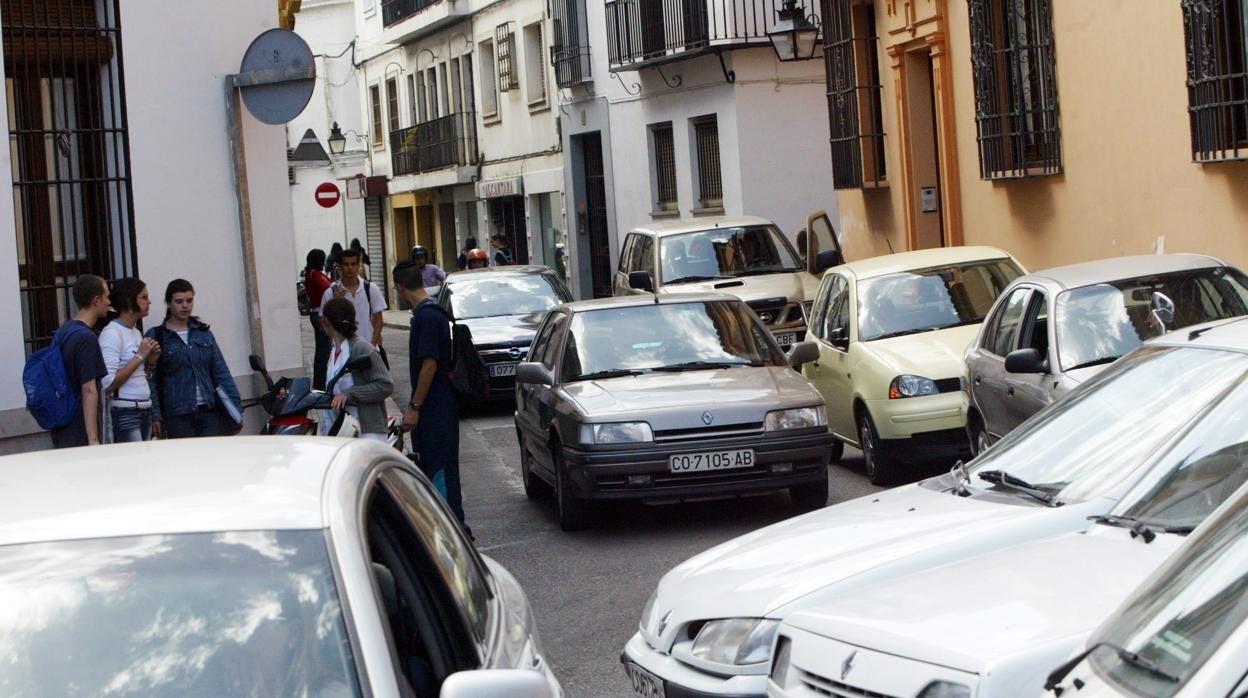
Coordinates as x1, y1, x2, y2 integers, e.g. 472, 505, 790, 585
390, 112, 477, 176
553, 45, 593, 87
382, 0, 441, 27
605, 0, 816, 69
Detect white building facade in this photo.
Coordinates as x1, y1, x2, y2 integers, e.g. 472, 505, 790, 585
553, 0, 839, 298
0, 0, 303, 452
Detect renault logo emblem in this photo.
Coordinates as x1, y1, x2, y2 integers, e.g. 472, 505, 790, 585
841, 650, 857, 680
702, 411, 713, 426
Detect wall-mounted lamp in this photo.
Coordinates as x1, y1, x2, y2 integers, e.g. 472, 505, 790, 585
767, 0, 820, 62
327, 121, 366, 155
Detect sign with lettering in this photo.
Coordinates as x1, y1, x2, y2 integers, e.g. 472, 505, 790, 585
476, 177, 524, 199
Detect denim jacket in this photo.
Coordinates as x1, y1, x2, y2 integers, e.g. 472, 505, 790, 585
146, 321, 241, 421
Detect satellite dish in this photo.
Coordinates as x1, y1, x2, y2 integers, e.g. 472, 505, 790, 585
238, 28, 315, 125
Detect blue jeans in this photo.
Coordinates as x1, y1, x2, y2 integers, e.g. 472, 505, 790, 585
111, 406, 152, 443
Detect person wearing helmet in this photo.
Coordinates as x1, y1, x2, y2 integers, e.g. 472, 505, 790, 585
466, 248, 489, 270
409, 244, 446, 288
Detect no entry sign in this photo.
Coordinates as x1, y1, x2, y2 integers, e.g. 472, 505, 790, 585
315, 181, 341, 208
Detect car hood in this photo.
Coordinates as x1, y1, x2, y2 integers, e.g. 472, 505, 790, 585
660, 271, 820, 303
863, 325, 980, 377
561, 367, 820, 427
642, 479, 1112, 649
458, 312, 545, 348
783, 527, 1183, 678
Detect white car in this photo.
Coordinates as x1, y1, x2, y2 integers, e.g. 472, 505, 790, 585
767, 358, 1248, 697
1047, 472, 1248, 698
0, 437, 561, 698
621, 318, 1248, 698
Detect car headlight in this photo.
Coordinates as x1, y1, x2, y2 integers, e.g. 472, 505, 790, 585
769, 634, 792, 686
916, 680, 972, 698
690, 618, 780, 667
889, 374, 939, 399
587, 422, 653, 444
765, 406, 827, 431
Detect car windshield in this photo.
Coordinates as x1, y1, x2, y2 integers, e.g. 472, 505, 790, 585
562, 300, 787, 380
0, 530, 361, 697
659, 225, 802, 284
1055, 267, 1248, 371
445, 273, 568, 319
966, 346, 1248, 504
857, 259, 1022, 341
1090, 495, 1248, 697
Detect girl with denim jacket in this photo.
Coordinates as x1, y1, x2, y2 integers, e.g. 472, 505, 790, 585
146, 278, 242, 438
100, 278, 162, 442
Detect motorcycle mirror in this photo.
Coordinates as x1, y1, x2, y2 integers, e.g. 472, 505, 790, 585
249, 354, 266, 372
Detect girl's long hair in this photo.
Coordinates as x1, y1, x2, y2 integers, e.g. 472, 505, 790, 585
162, 278, 208, 328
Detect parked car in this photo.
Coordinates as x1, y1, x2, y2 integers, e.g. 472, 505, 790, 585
0, 438, 561, 698
436, 265, 573, 401
621, 319, 1248, 698
802, 246, 1024, 484
612, 213, 844, 350
513, 293, 831, 530
1047, 469, 1248, 698
965, 253, 1248, 455
766, 345, 1248, 698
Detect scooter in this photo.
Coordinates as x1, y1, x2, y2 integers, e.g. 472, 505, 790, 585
249, 354, 404, 449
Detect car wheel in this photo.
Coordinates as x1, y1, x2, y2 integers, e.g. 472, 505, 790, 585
553, 448, 592, 531
857, 411, 895, 486
969, 417, 991, 458
518, 432, 551, 500
790, 471, 829, 510
828, 438, 845, 463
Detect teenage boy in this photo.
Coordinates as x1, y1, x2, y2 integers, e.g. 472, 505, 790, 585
320, 248, 388, 350
393, 261, 467, 531
50, 274, 110, 448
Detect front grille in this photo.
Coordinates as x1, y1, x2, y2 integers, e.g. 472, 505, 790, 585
747, 297, 792, 326
799, 669, 902, 698
933, 377, 962, 393
596, 462, 818, 492
479, 346, 529, 364
653, 423, 763, 441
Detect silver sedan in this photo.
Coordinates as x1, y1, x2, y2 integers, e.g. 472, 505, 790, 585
513, 292, 833, 530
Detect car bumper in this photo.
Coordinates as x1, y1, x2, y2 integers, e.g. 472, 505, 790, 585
560, 430, 833, 501
866, 392, 966, 440
622, 632, 766, 698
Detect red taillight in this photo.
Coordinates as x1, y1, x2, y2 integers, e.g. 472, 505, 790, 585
271, 415, 314, 426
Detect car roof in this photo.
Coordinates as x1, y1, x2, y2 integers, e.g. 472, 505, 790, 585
444, 265, 554, 282
629, 215, 777, 237
0, 437, 391, 547
1149, 316, 1248, 353
1017, 253, 1228, 292
559, 292, 741, 312
834, 246, 1017, 280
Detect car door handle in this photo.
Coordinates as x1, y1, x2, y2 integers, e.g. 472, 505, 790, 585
1007, 386, 1015, 397
974, 374, 982, 386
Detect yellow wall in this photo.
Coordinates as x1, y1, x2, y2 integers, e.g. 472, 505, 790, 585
838, 0, 1248, 272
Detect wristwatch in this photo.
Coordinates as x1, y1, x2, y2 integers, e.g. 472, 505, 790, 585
408, 401, 421, 411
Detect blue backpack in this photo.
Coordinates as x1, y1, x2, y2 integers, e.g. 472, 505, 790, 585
24, 323, 91, 430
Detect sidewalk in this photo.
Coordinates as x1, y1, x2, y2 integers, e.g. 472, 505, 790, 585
382, 308, 409, 331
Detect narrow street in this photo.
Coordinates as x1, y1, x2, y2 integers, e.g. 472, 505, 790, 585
307, 322, 884, 695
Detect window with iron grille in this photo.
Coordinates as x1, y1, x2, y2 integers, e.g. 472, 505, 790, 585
370, 84, 383, 146
821, 0, 886, 188
386, 78, 400, 132
4, 0, 138, 353
967, 0, 1062, 179
550, 0, 591, 87
692, 116, 722, 207
495, 23, 517, 92
650, 123, 677, 211
1183, 0, 1248, 161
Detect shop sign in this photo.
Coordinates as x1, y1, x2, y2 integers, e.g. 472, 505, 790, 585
477, 177, 524, 199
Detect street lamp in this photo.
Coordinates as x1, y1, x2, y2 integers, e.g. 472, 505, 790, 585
327, 121, 365, 155
767, 0, 820, 62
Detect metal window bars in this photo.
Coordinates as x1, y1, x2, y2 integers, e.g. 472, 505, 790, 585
694, 116, 723, 205
389, 112, 478, 175
967, 0, 1062, 179
821, 0, 886, 189
3, 0, 138, 354
496, 23, 517, 92
1183, 0, 1248, 162
550, 0, 592, 87
381, 0, 442, 27
652, 123, 678, 209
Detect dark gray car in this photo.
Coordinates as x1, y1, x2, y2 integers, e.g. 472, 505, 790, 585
964, 253, 1248, 454
513, 293, 833, 530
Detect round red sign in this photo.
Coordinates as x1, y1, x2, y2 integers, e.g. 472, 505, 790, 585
315, 182, 341, 208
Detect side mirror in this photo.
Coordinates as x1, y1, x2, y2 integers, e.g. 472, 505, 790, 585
813, 249, 844, 274
1005, 347, 1048, 374
249, 354, 266, 372
787, 340, 819, 369
628, 271, 654, 293
440, 669, 556, 698
828, 326, 849, 350
516, 362, 555, 387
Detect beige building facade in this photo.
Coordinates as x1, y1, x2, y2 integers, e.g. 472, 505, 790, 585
825, 0, 1248, 271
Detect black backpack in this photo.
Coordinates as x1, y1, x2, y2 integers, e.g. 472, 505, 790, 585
417, 300, 490, 403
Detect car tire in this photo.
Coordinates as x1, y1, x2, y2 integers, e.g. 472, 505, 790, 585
858, 411, 896, 486
518, 432, 551, 500
969, 416, 991, 458
790, 471, 829, 510
828, 438, 845, 463
554, 448, 592, 531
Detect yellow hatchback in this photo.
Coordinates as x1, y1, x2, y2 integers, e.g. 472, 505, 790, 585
803, 247, 1025, 484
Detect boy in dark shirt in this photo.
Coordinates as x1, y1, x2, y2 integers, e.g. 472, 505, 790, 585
50, 275, 110, 448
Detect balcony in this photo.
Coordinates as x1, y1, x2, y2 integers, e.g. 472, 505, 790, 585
552, 45, 592, 88
380, 0, 469, 44
382, 0, 439, 26
390, 112, 477, 177
605, 0, 816, 70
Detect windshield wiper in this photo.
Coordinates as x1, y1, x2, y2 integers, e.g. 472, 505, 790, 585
867, 328, 934, 341
575, 368, 648, 381
1045, 641, 1179, 693
1065, 356, 1119, 371
1090, 514, 1195, 543
651, 361, 751, 372
666, 275, 729, 285
732, 267, 800, 277
948, 460, 972, 497
977, 469, 1063, 507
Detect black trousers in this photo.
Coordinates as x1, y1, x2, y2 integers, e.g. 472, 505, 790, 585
310, 314, 330, 390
